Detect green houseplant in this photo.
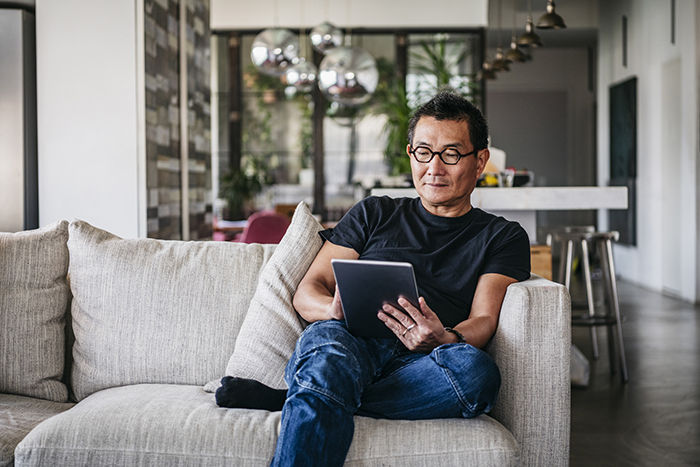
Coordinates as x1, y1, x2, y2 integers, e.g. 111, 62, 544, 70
373, 36, 480, 177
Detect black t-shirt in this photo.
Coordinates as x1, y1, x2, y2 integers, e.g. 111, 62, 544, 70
320, 196, 531, 327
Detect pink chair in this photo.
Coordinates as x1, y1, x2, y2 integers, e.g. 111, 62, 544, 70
234, 211, 291, 244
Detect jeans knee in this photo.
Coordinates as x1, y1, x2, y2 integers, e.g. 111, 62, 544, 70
432, 344, 501, 418
285, 320, 364, 410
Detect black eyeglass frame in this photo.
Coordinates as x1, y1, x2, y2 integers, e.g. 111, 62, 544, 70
408, 145, 479, 165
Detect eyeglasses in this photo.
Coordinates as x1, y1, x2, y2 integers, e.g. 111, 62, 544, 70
408, 145, 478, 165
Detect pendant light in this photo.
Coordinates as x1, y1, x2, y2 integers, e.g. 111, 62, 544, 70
491, 48, 511, 72
518, 0, 543, 47
310, 0, 343, 54
504, 0, 527, 63
250, 0, 299, 76
251, 29, 299, 76
317, 0, 378, 106
490, 0, 511, 71
536, 0, 567, 29
284, 0, 318, 92
480, 61, 497, 80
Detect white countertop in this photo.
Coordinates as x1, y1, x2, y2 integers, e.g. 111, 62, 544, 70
370, 186, 628, 210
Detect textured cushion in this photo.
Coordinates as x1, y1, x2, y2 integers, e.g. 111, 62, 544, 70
15, 384, 517, 466
486, 276, 571, 467
67, 221, 275, 401
0, 393, 74, 467
0, 221, 70, 402
205, 201, 323, 392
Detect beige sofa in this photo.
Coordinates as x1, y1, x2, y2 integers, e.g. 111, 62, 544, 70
0, 202, 571, 466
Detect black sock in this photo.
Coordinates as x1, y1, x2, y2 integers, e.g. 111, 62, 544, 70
215, 376, 287, 411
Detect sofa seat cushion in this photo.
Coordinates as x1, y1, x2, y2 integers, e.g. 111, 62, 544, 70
0, 393, 74, 467
0, 221, 70, 402
14, 384, 518, 466
67, 221, 276, 401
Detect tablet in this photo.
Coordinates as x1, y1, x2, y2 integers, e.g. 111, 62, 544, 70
331, 259, 420, 338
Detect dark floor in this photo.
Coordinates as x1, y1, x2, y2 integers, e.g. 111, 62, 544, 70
569, 279, 700, 466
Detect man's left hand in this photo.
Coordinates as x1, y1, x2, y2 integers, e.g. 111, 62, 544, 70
377, 296, 454, 352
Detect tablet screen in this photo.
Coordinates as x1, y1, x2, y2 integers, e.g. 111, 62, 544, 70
331, 259, 419, 338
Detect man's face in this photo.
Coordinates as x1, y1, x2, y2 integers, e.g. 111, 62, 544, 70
407, 116, 489, 216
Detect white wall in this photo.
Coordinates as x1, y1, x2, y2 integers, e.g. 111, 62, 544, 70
210, 0, 488, 29
597, 0, 699, 302
36, 0, 145, 238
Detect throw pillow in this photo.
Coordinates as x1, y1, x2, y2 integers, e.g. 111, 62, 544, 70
205, 201, 323, 392
0, 221, 70, 402
67, 221, 275, 401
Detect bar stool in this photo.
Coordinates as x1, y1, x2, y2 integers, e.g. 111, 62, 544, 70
553, 230, 629, 383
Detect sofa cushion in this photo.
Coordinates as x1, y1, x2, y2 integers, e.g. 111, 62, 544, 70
0, 393, 74, 467
0, 221, 70, 402
205, 201, 323, 392
67, 221, 276, 401
14, 384, 517, 466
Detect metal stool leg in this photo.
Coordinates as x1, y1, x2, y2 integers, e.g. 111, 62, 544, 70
603, 238, 629, 383
598, 239, 618, 374
580, 238, 599, 359
563, 239, 574, 290
558, 240, 568, 284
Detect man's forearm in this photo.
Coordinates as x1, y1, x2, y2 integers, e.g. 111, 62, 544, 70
292, 280, 335, 323
451, 316, 498, 349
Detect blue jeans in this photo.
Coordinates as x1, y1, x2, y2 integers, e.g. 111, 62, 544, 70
270, 320, 501, 467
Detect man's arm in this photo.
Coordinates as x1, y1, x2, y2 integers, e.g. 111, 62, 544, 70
378, 272, 517, 352
449, 273, 518, 348
292, 241, 359, 323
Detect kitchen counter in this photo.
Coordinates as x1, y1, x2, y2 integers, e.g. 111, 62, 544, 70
370, 186, 628, 241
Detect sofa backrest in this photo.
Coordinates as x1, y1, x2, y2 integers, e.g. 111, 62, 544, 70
65, 221, 275, 401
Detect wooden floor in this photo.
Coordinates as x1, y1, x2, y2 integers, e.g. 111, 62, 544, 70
569, 279, 700, 466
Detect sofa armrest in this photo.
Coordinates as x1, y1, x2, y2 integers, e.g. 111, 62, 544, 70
486, 275, 571, 466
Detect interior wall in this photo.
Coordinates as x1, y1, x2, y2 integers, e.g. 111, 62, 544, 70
597, 0, 699, 302
486, 47, 597, 241
36, 0, 142, 238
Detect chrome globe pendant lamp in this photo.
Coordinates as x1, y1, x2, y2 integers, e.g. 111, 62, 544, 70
318, 41, 379, 105
250, 1, 299, 76
536, 0, 567, 29
284, 1, 318, 93
518, 0, 543, 47
310, 0, 343, 54
310, 22, 343, 53
251, 29, 299, 76
317, 2, 378, 106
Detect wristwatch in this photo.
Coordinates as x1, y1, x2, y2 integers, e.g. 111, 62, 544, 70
444, 327, 466, 343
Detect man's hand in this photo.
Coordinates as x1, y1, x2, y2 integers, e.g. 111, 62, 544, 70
326, 286, 344, 320
377, 296, 454, 352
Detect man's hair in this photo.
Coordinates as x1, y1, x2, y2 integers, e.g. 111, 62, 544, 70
407, 91, 489, 151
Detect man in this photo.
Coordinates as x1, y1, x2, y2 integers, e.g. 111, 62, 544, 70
217, 91, 530, 466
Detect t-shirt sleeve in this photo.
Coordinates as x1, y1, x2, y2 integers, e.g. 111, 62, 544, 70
481, 222, 531, 282
318, 198, 372, 254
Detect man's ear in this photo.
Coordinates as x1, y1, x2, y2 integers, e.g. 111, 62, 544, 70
406, 144, 412, 157
475, 148, 490, 178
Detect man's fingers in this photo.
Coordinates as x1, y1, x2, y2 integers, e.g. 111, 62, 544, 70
417, 297, 438, 319
377, 311, 408, 338
396, 296, 427, 323
381, 303, 415, 329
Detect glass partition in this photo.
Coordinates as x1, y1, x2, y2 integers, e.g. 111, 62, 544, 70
212, 28, 483, 222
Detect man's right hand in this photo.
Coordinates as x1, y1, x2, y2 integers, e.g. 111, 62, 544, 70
327, 286, 344, 320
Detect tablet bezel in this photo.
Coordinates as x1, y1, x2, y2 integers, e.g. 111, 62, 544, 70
331, 259, 420, 339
